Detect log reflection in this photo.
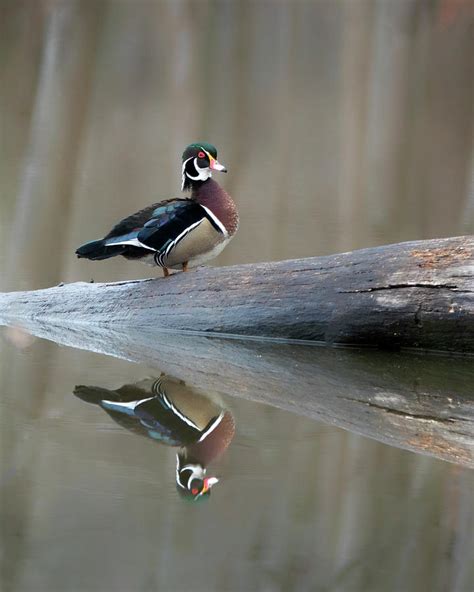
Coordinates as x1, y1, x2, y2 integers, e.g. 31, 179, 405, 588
2, 315, 473, 468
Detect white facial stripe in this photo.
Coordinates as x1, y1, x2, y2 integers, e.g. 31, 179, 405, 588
177, 463, 206, 490
176, 457, 187, 489
181, 157, 193, 191
185, 158, 212, 182
187, 470, 205, 490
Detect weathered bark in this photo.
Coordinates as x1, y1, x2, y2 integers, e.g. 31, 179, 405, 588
1, 236, 473, 352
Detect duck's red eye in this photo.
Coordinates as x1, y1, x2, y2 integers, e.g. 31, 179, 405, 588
191, 488, 199, 495
198, 151, 206, 159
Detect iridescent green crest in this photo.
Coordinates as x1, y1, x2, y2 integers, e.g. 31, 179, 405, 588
182, 142, 218, 160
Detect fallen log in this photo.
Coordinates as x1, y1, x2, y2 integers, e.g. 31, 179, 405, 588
0, 236, 473, 352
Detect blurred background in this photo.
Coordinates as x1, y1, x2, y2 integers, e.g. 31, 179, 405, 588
1, 0, 473, 292
1, 1, 473, 591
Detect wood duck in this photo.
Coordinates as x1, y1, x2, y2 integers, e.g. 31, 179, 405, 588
74, 375, 235, 501
75, 143, 239, 277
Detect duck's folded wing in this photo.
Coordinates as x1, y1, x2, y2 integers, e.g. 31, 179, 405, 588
137, 200, 210, 252
134, 396, 201, 445
102, 199, 208, 255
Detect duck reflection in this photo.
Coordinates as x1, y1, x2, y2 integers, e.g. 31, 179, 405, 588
74, 375, 235, 501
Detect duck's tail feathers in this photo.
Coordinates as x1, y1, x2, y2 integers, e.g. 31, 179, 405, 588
74, 385, 116, 405
75, 239, 125, 260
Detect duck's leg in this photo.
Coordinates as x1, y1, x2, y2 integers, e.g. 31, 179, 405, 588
182, 261, 189, 272
162, 267, 170, 278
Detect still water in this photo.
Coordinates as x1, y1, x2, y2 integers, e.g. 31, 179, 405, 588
1, 328, 473, 592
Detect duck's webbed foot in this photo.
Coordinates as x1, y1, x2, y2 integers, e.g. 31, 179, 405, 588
162, 267, 170, 278
182, 262, 189, 272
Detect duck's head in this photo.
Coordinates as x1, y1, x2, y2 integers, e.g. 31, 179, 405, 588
176, 454, 219, 502
181, 142, 227, 191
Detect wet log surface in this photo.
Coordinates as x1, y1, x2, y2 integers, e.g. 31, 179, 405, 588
0, 236, 473, 351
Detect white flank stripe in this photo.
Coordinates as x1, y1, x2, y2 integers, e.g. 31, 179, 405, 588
200, 205, 228, 236
197, 412, 224, 442
161, 393, 200, 430
164, 219, 204, 257
102, 396, 155, 413
104, 238, 156, 251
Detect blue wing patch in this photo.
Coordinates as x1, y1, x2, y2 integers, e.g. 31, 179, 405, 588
103, 231, 140, 246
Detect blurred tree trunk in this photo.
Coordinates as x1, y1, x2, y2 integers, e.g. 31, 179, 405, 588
5, 1, 104, 291
0, 0, 44, 257
338, 0, 374, 251
1, 5, 104, 589
402, 3, 474, 239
